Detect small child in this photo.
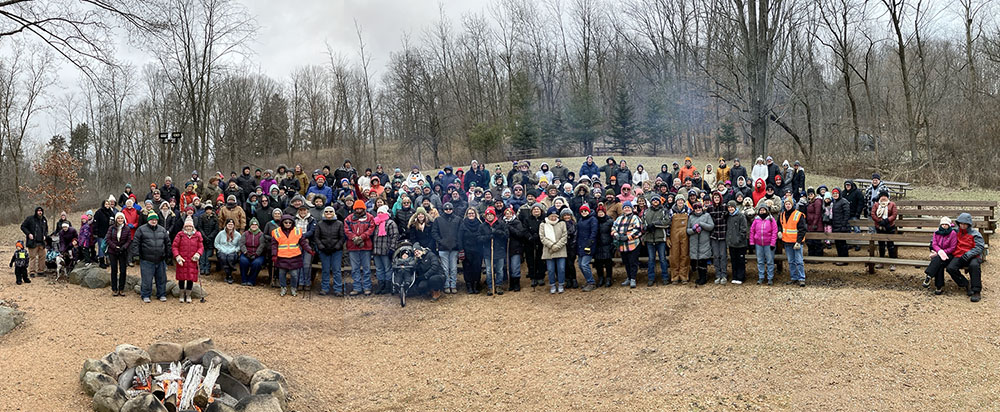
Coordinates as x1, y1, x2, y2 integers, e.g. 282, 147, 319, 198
822, 192, 834, 247
65, 238, 80, 272
10, 241, 30, 284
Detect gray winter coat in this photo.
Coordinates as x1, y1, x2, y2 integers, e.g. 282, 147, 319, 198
686, 211, 715, 260
725, 210, 749, 249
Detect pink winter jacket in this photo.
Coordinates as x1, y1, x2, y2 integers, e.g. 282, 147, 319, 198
749, 216, 778, 247
931, 229, 958, 256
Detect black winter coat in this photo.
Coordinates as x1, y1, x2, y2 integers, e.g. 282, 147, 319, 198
196, 213, 221, 249
314, 218, 346, 253
432, 213, 461, 251
93, 207, 115, 238
457, 218, 488, 255
576, 215, 597, 256
505, 217, 527, 256
408, 224, 435, 252
831, 198, 852, 233
521, 214, 544, 250
414, 251, 444, 282
105, 225, 132, 256
484, 219, 509, 256
729, 165, 748, 185
129, 223, 171, 263
594, 215, 615, 260
842, 185, 864, 219
20, 212, 48, 249
394, 208, 415, 237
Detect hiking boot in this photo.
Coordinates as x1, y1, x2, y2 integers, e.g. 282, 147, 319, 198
23, 278, 31, 284
662, 278, 671, 285
226, 275, 233, 284
582, 283, 596, 292
497, 288, 503, 295
186, 295, 192, 303
487, 289, 493, 296
934, 288, 943, 295
785, 280, 796, 285
280, 287, 287, 296
966, 283, 974, 296
971, 293, 981, 302
757, 279, 763, 285
349, 290, 360, 296
799, 280, 806, 287
550, 284, 557, 294
557, 284, 565, 294
333, 291, 344, 297
629, 279, 637, 289
531, 279, 538, 287
604, 277, 613, 287
767, 279, 773, 286
922, 275, 932, 288
467, 285, 475, 294
621, 279, 630, 287
143, 297, 151, 303
431, 290, 442, 301
647, 278, 655, 287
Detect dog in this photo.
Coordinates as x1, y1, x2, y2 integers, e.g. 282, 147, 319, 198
52, 254, 67, 283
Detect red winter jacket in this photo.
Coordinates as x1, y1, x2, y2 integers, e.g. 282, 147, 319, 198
172, 231, 204, 281
344, 212, 375, 251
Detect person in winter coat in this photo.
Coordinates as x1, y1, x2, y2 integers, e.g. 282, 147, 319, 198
749, 205, 777, 284
599, 157, 618, 186
458, 207, 488, 294
371, 205, 400, 295
57, 222, 79, 257
560, 208, 579, 289
172, 217, 203, 303
271, 214, 315, 297
656, 164, 673, 186
864, 173, 888, 216
727, 158, 746, 184
407, 244, 446, 301
708, 192, 728, 283
198, 177, 223, 208
569, 184, 597, 220
642, 195, 671, 286
611, 201, 643, 288
106, 213, 132, 295
946, 213, 986, 302
94, 198, 115, 268
593, 204, 615, 287
715, 158, 730, 186
307, 176, 335, 207
502, 206, 527, 292
686, 202, 715, 285
830, 188, 852, 260
677, 157, 697, 183
805, 190, 824, 257
724, 201, 749, 283
574, 204, 598, 291
751, 178, 767, 207
196, 204, 220, 275
778, 197, 807, 286
632, 164, 650, 186
215, 219, 242, 284
407, 207, 435, 252
703, 165, 717, 189
521, 202, 546, 287
540, 206, 569, 293
842, 181, 864, 220
923, 217, 957, 294
550, 159, 570, 183
580, 155, 600, 180
78, 214, 94, 264
20, 207, 48, 278
432, 203, 461, 293
238, 218, 267, 286
129, 212, 171, 302
313, 207, 346, 295
870, 191, 898, 271
292, 204, 317, 288
750, 157, 768, 184
669, 197, 691, 283
344, 200, 375, 295
10, 240, 29, 285
218, 195, 247, 231
481, 207, 508, 295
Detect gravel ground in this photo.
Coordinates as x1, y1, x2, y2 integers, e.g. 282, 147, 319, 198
2, 210, 998, 411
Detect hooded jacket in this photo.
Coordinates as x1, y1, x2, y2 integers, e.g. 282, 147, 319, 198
725, 207, 749, 248
642, 203, 671, 243
20, 208, 48, 249
842, 181, 864, 219
751, 178, 767, 207
954, 213, 986, 262
687, 210, 715, 260
432, 212, 461, 251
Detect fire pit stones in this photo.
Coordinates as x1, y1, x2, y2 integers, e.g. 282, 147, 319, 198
81, 338, 288, 412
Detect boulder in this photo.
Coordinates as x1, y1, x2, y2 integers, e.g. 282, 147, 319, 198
164, 280, 178, 294
171, 283, 207, 298
80, 359, 116, 384
204, 402, 238, 412
250, 369, 287, 394
115, 344, 151, 368
101, 352, 127, 376
125, 274, 141, 290
250, 380, 287, 411
0, 306, 26, 337
68, 267, 88, 284
228, 355, 265, 386
133, 283, 141, 294
183, 337, 215, 361
81, 269, 111, 289
80, 371, 117, 396
147, 341, 184, 363
234, 394, 283, 412
121, 393, 169, 412
92, 384, 128, 412
200, 349, 233, 371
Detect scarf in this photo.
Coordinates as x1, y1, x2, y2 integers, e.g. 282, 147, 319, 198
374, 212, 390, 236
116, 224, 127, 241
542, 219, 557, 244
249, 224, 261, 235
462, 216, 480, 234
935, 225, 953, 236
876, 199, 889, 220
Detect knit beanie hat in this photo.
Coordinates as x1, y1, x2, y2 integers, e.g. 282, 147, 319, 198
823, 192, 833, 201
546, 207, 559, 216
377, 205, 389, 215
726, 200, 738, 209
352, 200, 366, 210
940, 216, 952, 226
147, 212, 159, 221
579, 204, 591, 213
605, 189, 615, 196
559, 208, 573, 218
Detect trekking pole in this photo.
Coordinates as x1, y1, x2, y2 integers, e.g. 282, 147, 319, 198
490, 237, 496, 296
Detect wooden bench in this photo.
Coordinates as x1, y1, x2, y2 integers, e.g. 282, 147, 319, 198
506, 148, 539, 161
854, 178, 913, 198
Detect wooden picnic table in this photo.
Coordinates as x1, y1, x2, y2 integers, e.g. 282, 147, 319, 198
853, 178, 913, 198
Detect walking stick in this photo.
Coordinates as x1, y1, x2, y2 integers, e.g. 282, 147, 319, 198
490, 237, 496, 296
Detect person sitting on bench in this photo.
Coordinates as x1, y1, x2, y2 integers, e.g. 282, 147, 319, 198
946, 213, 986, 302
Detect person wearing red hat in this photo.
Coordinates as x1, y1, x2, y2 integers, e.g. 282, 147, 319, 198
482, 206, 508, 295
593, 203, 615, 287
345, 200, 375, 295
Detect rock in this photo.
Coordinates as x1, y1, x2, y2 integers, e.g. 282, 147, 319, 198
68, 267, 87, 284
251, 380, 287, 411
121, 393, 169, 412
204, 402, 238, 412
0, 306, 26, 337
133, 283, 141, 294
102, 351, 127, 376
164, 280, 178, 294
80, 359, 116, 384
228, 355, 265, 386
92, 384, 128, 412
183, 337, 215, 361
80, 371, 116, 396
250, 369, 287, 394
200, 349, 233, 371
81, 269, 111, 288
115, 344, 151, 368
125, 274, 141, 290
234, 394, 283, 412
171, 283, 206, 298
147, 341, 184, 363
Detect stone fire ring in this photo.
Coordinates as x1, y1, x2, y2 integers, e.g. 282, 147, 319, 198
80, 338, 289, 412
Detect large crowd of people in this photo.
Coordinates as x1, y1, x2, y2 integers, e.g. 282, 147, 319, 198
14, 155, 986, 303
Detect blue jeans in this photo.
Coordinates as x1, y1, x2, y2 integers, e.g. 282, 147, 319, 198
139, 259, 167, 299
485, 255, 505, 288
374, 254, 393, 283
578, 255, 594, 284
507, 253, 522, 279
546, 258, 566, 285
349, 250, 372, 292
199, 248, 215, 274
96, 238, 107, 259
278, 268, 298, 288
646, 242, 668, 281
298, 252, 314, 285
319, 250, 343, 293
785, 244, 805, 281
755, 245, 775, 281
439, 250, 459, 288
239, 254, 266, 285
218, 251, 239, 277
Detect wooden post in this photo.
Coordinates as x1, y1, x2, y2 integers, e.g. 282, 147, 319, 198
867, 237, 876, 275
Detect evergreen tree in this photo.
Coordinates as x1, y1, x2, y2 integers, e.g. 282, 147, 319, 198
607, 90, 638, 154
469, 121, 503, 160
566, 86, 601, 154
643, 96, 667, 155
717, 120, 739, 158
509, 71, 538, 150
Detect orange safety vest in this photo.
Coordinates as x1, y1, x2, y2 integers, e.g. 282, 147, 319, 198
272, 227, 303, 258
779, 210, 804, 243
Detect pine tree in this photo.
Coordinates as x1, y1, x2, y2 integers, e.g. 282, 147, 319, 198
643, 96, 667, 155
469, 121, 503, 160
509, 71, 538, 150
607, 90, 638, 154
566, 86, 601, 154
717, 120, 739, 158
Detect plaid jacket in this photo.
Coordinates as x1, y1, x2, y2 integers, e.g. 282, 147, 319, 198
372, 220, 400, 256
708, 204, 728, 241
612, 214, 642, 252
